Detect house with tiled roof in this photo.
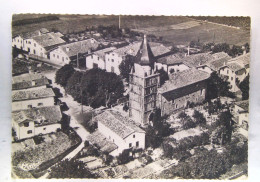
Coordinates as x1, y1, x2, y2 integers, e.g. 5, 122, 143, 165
12, 73, 49, 91
49, 38, 100, 66
155, 53, 189, 74
23, 32, 66, 59
12, 28, 50, 50
233, 100, 249, 132
12, 106, 62, 140
86, 47, 116, 70
219, 53, 250, 92
92, 110, 145, 156
12, 88, 55, 111
158, 69, 210, 115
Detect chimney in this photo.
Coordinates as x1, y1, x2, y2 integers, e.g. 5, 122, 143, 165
66, 47, 70, 52
90, 38, 95, 44
88, 49, 92, 54
187, 46, 190, 56
32, 80, 36, 86
144, 35, 147, 45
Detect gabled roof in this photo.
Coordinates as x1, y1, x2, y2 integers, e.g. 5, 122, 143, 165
159, 68, 210, 93
112, 42, 142, 57
149, 42, 172, 57
12, 77, 49, 90
201, 54, 232, 71
12, 73, 45, 84
94, 110, 145, 139
156, 54, 185, 65
12, 88, 55, 101
235, 100, 249, 112
135, 35, 155, 66
58, 39, 100, 58
224, 53, 250, 72
92, 47, 116, 60
16, 28, 50, 39
33, 32, 65, 48
12, 106, 62, 126
181, 52, 230, 68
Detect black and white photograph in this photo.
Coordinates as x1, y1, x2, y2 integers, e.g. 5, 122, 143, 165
10, 14, 250, 179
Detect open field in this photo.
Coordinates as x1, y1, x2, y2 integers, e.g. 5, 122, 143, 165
12, 15, 250, 46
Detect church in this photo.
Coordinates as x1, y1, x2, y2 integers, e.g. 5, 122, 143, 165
128, 35, 210, 126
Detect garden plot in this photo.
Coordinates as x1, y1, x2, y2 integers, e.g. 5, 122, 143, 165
169, 126, 205, 141
12, 132, 77, 172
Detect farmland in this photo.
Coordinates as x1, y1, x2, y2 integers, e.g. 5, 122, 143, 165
12, 15, 250, 46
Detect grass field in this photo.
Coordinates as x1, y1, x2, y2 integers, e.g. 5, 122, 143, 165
12, 15, 250, 46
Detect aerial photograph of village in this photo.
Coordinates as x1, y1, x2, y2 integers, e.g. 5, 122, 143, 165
11, 15, 250, 179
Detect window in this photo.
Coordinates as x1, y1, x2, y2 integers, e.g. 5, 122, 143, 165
53, 54, 55, 57
111, 59, 114, 62
112, 54, 114, 56
28, 105, 32, 109
175, 104, 178, 109
62, 57, 64, 62
136, 141, 139, 147
57, 55, 59, 59
34, 43, 36, 47
18, 39, 19, 42
227, 70, 229, 74
38, 103, 43, 106
27, 130, 32, 134
200, 89, 203, 96
33, 50, 36, 54
43, 128, 46, 130
98, 57, 99, 60
91, 55, 93, 59
111, 66, 115, 73
133, 135, 135, 138
24, 122, 29, 127
129, 143, 132, 148
66, 57, 68, 60
231, 77, 233, 81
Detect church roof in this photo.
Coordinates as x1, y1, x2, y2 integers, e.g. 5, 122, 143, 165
135, 35, 155, 66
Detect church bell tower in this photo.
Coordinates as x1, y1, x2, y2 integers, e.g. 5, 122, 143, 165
129, 35, 160, 126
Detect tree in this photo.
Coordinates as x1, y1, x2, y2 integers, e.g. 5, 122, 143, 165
119, 55, 134, 82
228, 45, 243, 57
49, 159, 97, 178
239, 75, 249, 100
156, 68, 169, 86
212, 43, 230, 54
55, 64, 75, 87
193, 110, 206, 125
65, 69, 124, 108
206, 71, 233, 100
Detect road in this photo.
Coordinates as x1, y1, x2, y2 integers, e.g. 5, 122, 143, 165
38, 70, 92, 179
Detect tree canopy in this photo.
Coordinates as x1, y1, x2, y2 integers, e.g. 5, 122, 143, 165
156, 68, 169, 86
239, 75, 249, 100
206, 71, 234, 100
65, 68, 124, 108
49, 159, 97, 178
119, 55, 134, 82
55, 64, 75, 87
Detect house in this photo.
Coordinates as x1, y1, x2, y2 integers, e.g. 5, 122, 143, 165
12, 28, 50, 50
49, 38, 100, 66
197, 52, 231, 74
12, 88, 55, 111
233, 100, 249, 131
104, 41, 172, 75
12, 73, 49, 91
24, 32, 66, 58
219, 53, 250, 92
154, 54, 189, 74
157, 69, 210, 115
105, 42, 142, 75
92, 110, 145, 156
86, 47, 116, 70
12, 106, 62, 140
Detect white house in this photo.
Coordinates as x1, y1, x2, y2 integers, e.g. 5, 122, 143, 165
12, 28, 50, 50
12, 106, 62, 140
49, 38, 100, 66
233, 100, 249, 131
154, 54, 189, 74
93, 110, 145, 156
12, 88, 55, 111
12, 73, 49, 91
86, 47, 116, 70
219, 53, 250, 92
197, 53, 231, 74
23, 32, 65, 59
